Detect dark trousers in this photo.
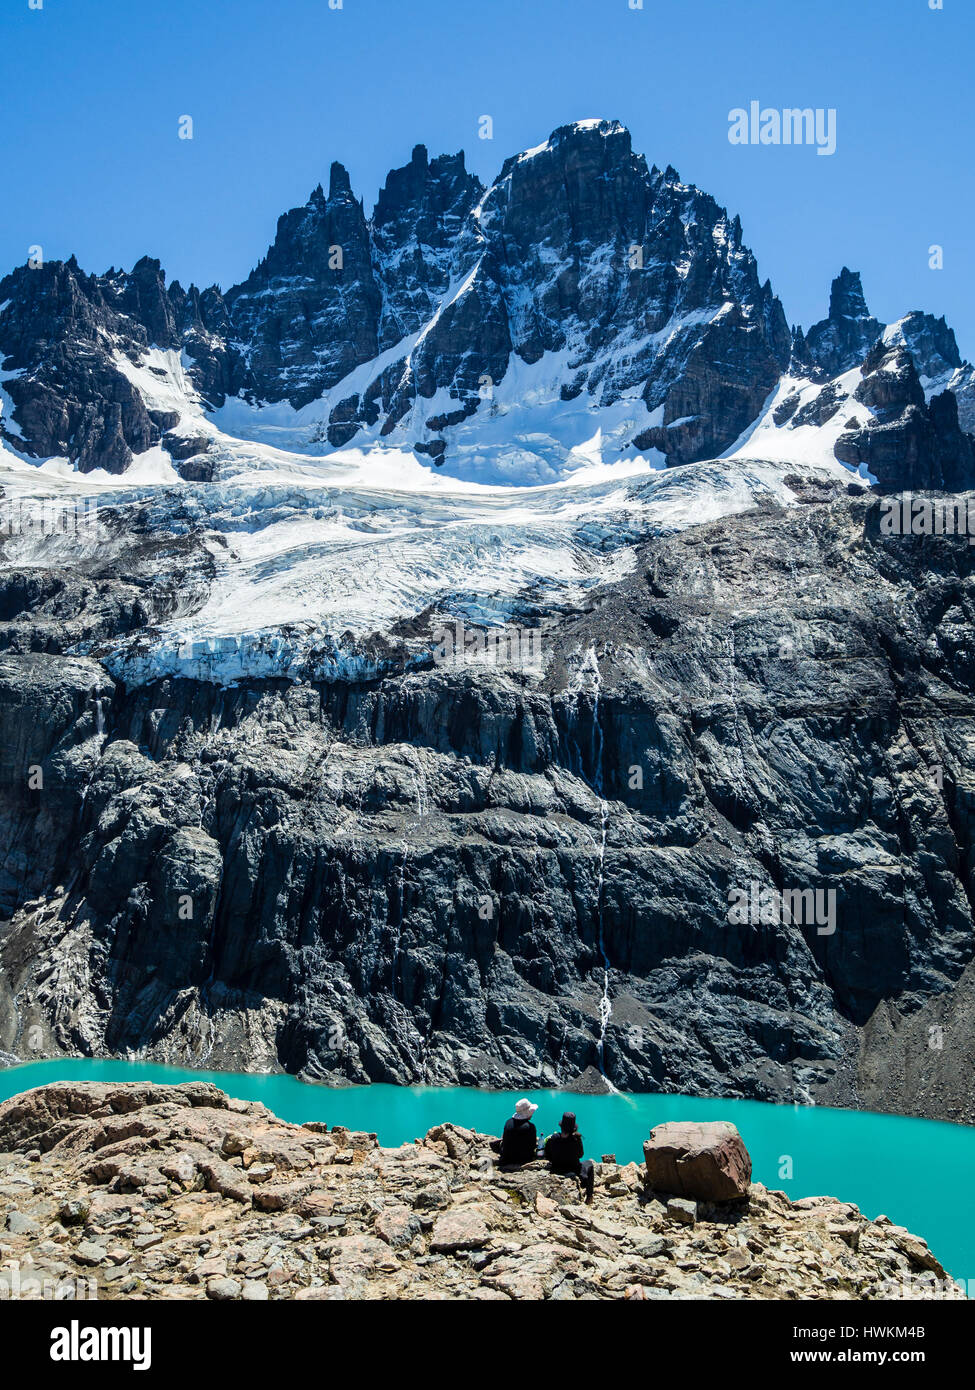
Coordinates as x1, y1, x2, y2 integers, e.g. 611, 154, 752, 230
549, 1159, 595, 1202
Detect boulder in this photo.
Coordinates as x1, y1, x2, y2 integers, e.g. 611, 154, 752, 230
206, 1277, 242, 1301
6, 1210, 40, 1235
57, 1198, 90, 1226
429, 1206, 491, 1253
374, 1204, 419, 1248
666, 1197, 698, 1226
74, 1241, 109, 1266
643, 1121, 751, 1202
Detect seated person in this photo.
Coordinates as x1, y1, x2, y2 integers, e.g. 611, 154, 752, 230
495, 1098, 539, 1167
543, 1111, 595, 1204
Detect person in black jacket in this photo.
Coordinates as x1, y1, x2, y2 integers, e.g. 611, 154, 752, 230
496, 1098, 539, 1167
543, 1111, 595, 1203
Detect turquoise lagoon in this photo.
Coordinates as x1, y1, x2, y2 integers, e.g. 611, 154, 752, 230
1, 1058, 972, 1285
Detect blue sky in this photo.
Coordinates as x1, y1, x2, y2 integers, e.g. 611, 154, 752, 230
2, 0, 972, 351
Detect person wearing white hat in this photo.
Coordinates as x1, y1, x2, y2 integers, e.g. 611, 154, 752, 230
497, 1098, 539, 1168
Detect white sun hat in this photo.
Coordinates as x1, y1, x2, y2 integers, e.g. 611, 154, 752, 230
514, 1098, 538, 1119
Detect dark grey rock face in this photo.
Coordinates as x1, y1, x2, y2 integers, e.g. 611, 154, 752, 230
835, 340, 975, 490
359, 121, 791, 464
0, 257, 236, 475
0, 258, 164, 474
223, 163, 383, 412
1, 483, 974, 1119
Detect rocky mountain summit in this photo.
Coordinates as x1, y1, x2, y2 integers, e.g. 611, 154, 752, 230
802, 268, 885, 379
0, 120, 795, 479
0, 1081, 958, 1301
4, 119, 971, 487
0, 255, 236, 476
834, 338, 975, 491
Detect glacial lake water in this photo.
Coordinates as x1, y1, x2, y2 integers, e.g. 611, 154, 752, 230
1, 1057, 972, 1286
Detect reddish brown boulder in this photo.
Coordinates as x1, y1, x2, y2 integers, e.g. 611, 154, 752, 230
643, 1121, 751, 1202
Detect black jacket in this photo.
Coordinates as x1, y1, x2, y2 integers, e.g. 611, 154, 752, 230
544, 1130, 584, 1173
499, 1116, 537, 1165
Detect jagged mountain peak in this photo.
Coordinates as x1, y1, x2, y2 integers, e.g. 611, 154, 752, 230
372, 142, 480, 234
803, 266, 885, 378
495, 118, 636, 191
328, 160, 354, 199
351, 118, 793, 473
829, 266, 872, 322
880, 310, 975, 436
1, 123, 973, 489
834, 333, 975, 490
534, 115, 627, 148
884, 310, 963, 376
0, 122, 792, 477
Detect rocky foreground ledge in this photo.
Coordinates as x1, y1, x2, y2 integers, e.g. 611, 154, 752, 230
0, 1083, 961, 1301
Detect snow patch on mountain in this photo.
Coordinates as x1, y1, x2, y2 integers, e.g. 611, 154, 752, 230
882, 315, 975, 420
0, 370, 26, 442
2, 338, 864, 690
82, 453, 845, 687
722, 370, 874, 475
112, 347, 205, 418
203, 346, 668, 485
